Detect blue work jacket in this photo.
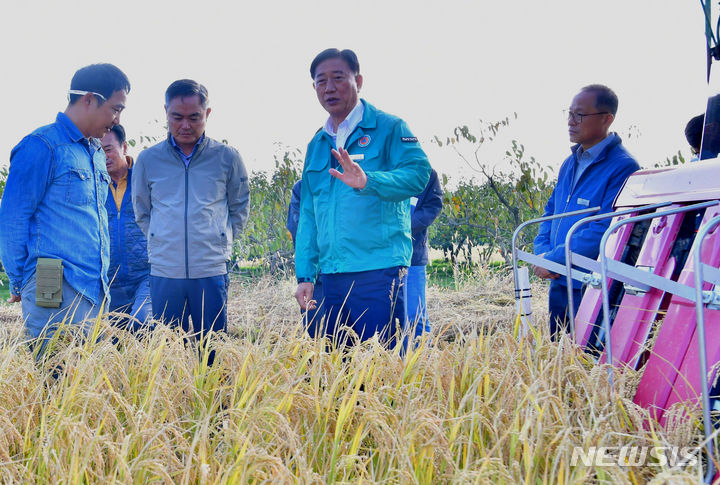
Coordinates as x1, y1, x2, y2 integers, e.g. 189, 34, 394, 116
0, 113, 111, 303
411, 169, 443, 266
286, 180, 302, 244
106, 166, 149, 289
295, 100, 431, 282
533, 135, 640, 288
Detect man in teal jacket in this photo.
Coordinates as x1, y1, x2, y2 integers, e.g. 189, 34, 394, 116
294, 48, 431, 347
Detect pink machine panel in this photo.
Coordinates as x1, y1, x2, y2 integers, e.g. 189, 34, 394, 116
656, 208, 720, 425
633, 207, 720, 421
600, 209, 685, 368
615, 163, 720, 208
573, 213, 637, 348
572, 160, 720, 423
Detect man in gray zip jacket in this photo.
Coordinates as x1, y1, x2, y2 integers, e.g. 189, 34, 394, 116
132, 79, 249, 362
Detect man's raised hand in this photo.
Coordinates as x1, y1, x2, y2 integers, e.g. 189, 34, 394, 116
329, 147, 367, 189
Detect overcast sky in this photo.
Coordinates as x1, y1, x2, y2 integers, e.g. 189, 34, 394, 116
0, 0, 710, 179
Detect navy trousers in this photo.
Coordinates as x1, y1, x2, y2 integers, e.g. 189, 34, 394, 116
311, 266, 408, 348
548, 280, 584, 341
109, 277, 152, 333
149, 273, 229, 339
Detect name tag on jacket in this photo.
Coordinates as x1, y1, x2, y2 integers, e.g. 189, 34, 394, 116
577, 197, 590, 207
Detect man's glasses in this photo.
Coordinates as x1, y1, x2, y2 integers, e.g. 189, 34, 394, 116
68, 89, 106, 101
565, 110, 609, 124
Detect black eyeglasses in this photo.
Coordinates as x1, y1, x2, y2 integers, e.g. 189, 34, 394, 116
566, 110, 609, 124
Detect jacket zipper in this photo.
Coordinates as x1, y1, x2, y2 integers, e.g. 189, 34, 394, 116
185, 165, 189, 279
167, 138, 207, 279
328, 131, 359, 271
555, 167, 577, 249
328, 151, 337, 270
554, 156, 579, 249
554, 147, 611, 248
117, 202, 123, 280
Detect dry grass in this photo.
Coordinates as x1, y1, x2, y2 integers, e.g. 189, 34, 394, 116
0, 269, 710, 484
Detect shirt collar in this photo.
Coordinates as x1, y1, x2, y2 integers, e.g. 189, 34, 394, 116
110, 156, 133, 185
170, 133, 205, 155
56, 112, 87, 143
576, 132, 616, 160
323, 100, 364, 137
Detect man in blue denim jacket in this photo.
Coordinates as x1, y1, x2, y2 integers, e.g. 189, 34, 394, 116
533, 85, 639, 340
0, 63, 130, 342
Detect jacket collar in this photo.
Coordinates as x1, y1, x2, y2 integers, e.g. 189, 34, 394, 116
319, 99, 378, 146
167, 132, 207, 151
165, 132, 209, 165
111, 156, 133, 184
570, 133, 622, 166
357, 99, 377, 130
345, 99, 377, 148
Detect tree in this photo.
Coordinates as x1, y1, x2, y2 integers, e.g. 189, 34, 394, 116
233, 149, 302, 273
430, 118, 554, 265
654, 150, 687, 167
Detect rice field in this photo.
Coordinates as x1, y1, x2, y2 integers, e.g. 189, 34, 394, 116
0, 268, 711, 484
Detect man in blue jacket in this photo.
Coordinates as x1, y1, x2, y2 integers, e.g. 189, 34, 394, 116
408, 169, 443, 338
101, 124, 151, 332
0, 63, 130, 344
294, 48, 431, 347
533, 85, 640, 340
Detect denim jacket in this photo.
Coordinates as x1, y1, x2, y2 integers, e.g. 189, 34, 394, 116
0, 112, 111, 304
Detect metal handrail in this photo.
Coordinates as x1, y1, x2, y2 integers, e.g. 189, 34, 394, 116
563, 202, 672, 335
692, 214, 720, 484
511, 207, 600, 323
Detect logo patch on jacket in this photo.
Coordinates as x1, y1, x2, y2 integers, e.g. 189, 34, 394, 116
358, 135, 371, 147
577, 197, 590, 206
401, 137, 418, 143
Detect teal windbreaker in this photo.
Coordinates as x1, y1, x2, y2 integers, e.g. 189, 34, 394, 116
295, 100, 431, 283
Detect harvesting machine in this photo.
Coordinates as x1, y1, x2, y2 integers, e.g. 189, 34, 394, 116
512, 2, 720, 481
